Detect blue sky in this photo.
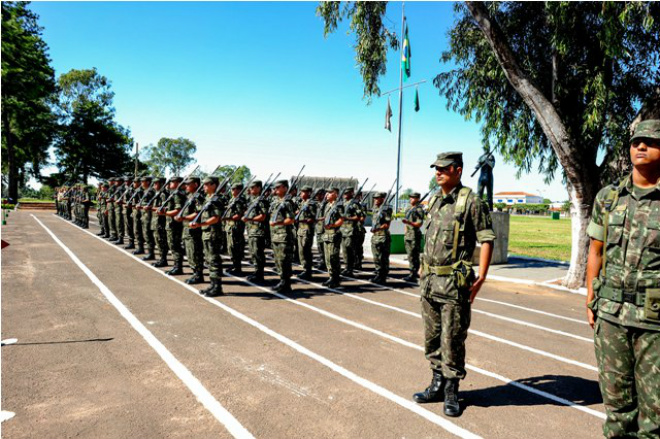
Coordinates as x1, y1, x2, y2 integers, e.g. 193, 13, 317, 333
30, 1, 569, 201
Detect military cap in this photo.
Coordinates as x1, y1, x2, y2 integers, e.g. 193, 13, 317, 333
301, 185, 313, 192
249, 180, 263, 188
274, 179, 289, 188
182, 176, 200, 185
115, 176, 124, 182
328, 186, 341, 193
155, 177, 166, 184
124, 175, 134, 182
170, 176, 183, 183
410, 192, 421, 198
373, 192, 387, 199
430, 151, 463, 168
231, 182, 244, 190
203, 176, 219, 185
140, 175, 153, 182
631, 120, 660, 141
343, 187, 355, 193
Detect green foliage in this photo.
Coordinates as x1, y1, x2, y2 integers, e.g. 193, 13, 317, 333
399, 188, 413, 200
493, 202, 507, 211
2, 204, 16, 210
428, 176, 439, 191
55, 68, 132, 182
1, 1, 58, 200
214, 165, 253, 185
142, 137, 197, 176
317, 1, 399, 100
561, 200, 572, 212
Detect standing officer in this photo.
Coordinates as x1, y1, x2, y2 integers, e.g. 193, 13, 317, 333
340, 187, 362, 277
177, 177, 205, 284
314, 188, 328, 270
354, 191, 368, 270
106, 178, 118, 240
225, 182, 247, 276
190, 176, 224, 297
269, 180, 296, 293
150, 177, 170, 268
121, 176, 136, 249
100, 182, 111, 238
162, 177, 186, 276
243, 180, 268, 284
370, 192, 393, 285
296, 185, 317, 280
96, 182, 107, 236
402, 192, 425, 283
586, 119, 660, 439
112, 176, 126, 245
322, 187, 344, 288
412, 152, 495, 419
139, 176, 156, 261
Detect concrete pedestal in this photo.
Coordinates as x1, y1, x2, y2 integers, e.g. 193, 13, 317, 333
472, 211, 509, 265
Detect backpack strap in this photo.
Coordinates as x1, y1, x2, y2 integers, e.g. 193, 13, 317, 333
600, 182, 624, 276
452, 187, 472, 261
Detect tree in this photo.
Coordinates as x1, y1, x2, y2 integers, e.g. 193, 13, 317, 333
1, 1, 57, 201
318, 1, 660, 288
428, 176, 439, 191
214, 165, 253, 186
399, 188, 413, 200
142, 137, 197, 177
55, 68, 132, 182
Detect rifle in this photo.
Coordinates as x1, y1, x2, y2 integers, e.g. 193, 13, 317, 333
471, 150, 494, 178
386, 185, 402, 206
244, 172, 280, 219
174, 167, 224, 221
118, 170, 149, 204
295, 178, 329, 222
157, 165, 200, 214
217, 175, 257, 222
271, 165, 306, 222
132, 177, 157, 209
144, 177, 171, 208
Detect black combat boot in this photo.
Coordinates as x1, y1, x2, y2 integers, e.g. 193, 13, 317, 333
296, 271, 312, 281
413, 370, 445, 404
273, 281, 291, 293
152, 257, 168, 268
402, 273, 418, 283
108, 235, 118, 241
202, 279, 223, 297
246, 272, 264, 284
97, 230, 106, 236
132, 244, 145, 255
185, 271, 204, 285
142, 250, 155, 261
340, 269, 354, 277
443, 379, 461, 417
371, 276, 387, 285
124, 240, 135, 250
226, 266, 242, 276
166, 264, 184, 276
326, 278, 341, 289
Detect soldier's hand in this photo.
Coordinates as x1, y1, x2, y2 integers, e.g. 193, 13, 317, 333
587, 308, 595, 329
190, 222, 199, 229
468, 277, 485, 303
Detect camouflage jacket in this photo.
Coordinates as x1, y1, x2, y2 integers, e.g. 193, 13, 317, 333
165, 188, 187, 228
151, 189, 169, 228
269, 197, 295, 243
423, 184, 495, 268
371, 204, 393, 236
341, 199, 364, 237
323, 201, 343, 234
404, 204, 425, 240
224, 195, 247, 232
201, 193, 224, 236
297, 198, 318, 235
245, 196, 268, 237
315, 200, 329, 235
587, 175, 660, 330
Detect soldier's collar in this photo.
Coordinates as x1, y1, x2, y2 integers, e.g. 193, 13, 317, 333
443, 183, 463, 200
622, 174, 660, 195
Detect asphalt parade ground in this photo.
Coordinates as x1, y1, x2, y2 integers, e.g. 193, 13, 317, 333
2, 210, 604, 439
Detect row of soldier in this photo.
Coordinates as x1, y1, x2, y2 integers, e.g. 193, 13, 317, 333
66, 172, 429, 297
55, 184, 92, 228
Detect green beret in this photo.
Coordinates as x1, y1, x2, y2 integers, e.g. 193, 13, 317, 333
410, 192, 421, 198
170, 176, 183, 183
301, 185, 313, 192
231, 182, 244, 190
632, 120, 660, 141
374, 192, 387, 199
203, 176, 219, 185
274, 179, 289, 188
249, 180, 263, 188
182, 177, 200, 185
430, 151, 463, 168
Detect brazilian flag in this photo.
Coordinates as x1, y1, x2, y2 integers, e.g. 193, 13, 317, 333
402, 23, 411, 81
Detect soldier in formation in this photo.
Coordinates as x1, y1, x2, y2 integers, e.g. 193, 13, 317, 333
321, 187, 344, 288
295, 185, 317, 280
268, 180, 296, 293
149, 177, 170, 268
177, 177, 206, 284
225, 182, 248, 276
402, 192, 425, 283
162, 176, 187, 276
370, 192, 393, 285
243, 180, 268, 284
586, 119, 660, 439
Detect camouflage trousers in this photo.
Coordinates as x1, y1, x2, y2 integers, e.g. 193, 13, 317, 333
203, 230, 223, 281
167, 223, 184, 266
371, 232, 391, 279
323, 232, 341, 282
226, 226, 245, 270
421, 291, 471, 380
355, 229, 365, 268
297, 229, 314, 273
248, 235, 266, 277
153, 218, 169, 261
316, 232, 326, 268
341, 233, 357, 272
114, 207, 125, 238
183, 228, 204, 274
272, 240, 292, 285
102, 211, 110, 236
97, 207, 104, 232
595, 318, 660, 439
142, 211, 155, 252
124, 207, 134, 241
108, 206, 117, 237
133, 210, 144, 245
405, 236, 422, 275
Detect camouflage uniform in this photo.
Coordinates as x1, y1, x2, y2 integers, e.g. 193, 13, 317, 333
315, 197, 329, 270
107, 182, 118, 239
165, 180, 186, 272
354, 199, 368, 269
340, 194, 363, 275
200, 178, 224, 292
112, 178, 126, 243
150, 180, 170, 267
131, 185, 145, 251
322, 196, 344, 286
122, 179, 135, 247
182, 183, 205, 280
139, 177, 156, 259
269, 186, 296, 291
404, 196, 425, 279
225, 185, 248, 274
296, 189, 318, 277
245, 185, 268, 282
587, 121, 660, 439
371, 195, 393, 282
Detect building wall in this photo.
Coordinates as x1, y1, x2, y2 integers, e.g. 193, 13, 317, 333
494, 195, 544, 205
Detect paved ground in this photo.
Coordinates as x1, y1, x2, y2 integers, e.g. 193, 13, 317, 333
2, 210, 603, 439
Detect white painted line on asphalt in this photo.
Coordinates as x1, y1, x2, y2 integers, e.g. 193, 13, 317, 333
61, 215, 604, 420
33, 215, 255, 439
0, 411, 16, 423
1, 338, 18, 346
475, 298, 588, 325
53, 214, 482, 439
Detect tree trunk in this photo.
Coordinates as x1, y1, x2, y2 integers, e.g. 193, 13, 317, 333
564, 184, 595, 289
2, 112, 19, 203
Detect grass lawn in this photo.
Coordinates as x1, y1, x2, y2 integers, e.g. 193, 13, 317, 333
18, 198, 54, 203
508, 215, 572, 262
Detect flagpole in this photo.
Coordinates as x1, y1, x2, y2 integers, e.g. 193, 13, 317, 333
134, 142, 139, 178
395, 2, 405, 212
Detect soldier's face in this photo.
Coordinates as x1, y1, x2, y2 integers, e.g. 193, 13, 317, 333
186, 183, 197, 193
250, 186, 262, 196
316, 191, 325, 201
274, 185, 287, 197
169, 181, 178, 190
301, 190, 311, 200
133, 182, 140, 188
374, 197, 384, 207
141, 181, 149, 189
154, 183, 161, 191
630, 138, 660, 168
410, 197, 419, 206
232, 187, 241, 197
204, 182, 216, 195
327, 191, 337, 202
435, 165, 462, 187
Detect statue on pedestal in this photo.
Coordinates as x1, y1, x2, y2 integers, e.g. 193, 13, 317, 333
472, 150, 495, 211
